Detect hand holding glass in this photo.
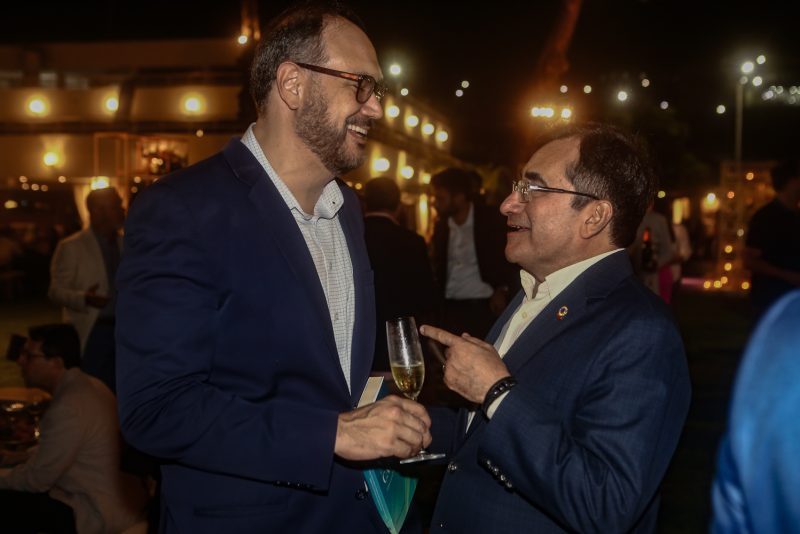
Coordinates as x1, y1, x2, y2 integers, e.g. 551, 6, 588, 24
386, 316, 445, 464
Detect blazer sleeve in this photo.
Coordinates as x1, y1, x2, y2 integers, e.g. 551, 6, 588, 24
48, 239, 90, 312
478, 316, 690, 533
115, 181, 340, 490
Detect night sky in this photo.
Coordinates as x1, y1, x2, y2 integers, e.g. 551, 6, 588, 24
2, 0, 798, 179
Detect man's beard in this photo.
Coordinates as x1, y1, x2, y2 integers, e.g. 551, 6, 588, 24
295, 81, 369, 176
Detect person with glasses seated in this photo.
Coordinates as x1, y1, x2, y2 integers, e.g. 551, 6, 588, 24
0, 324, 148, 534
420, 123, 691, 533
115, 2, 431, 533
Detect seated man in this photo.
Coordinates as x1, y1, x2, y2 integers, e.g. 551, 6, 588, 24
0, 324, 148, 534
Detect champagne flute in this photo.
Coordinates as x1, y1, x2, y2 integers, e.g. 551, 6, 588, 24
386, 316, 445, 464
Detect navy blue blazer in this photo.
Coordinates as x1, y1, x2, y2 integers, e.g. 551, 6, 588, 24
429, 251, 691, 533
116, 139, 386, 533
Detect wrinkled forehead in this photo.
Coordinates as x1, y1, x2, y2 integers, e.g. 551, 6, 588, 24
321, 16, 382, 79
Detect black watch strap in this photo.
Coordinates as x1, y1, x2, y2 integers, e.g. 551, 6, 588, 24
482, 376, 517, 418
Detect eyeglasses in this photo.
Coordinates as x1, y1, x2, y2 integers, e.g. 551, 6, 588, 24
511, 180, 600, 203
295, 62, 388, 104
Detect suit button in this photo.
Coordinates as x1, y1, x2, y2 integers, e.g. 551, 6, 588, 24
447, 461, 458, 473
492, 466, 499, 475
355, 488, 367, 500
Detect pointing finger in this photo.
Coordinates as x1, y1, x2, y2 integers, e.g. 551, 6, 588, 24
419, 325, 463, 348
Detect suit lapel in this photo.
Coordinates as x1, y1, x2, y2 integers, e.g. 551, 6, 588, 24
460, 251, 633, 441
222, 140, 345, 392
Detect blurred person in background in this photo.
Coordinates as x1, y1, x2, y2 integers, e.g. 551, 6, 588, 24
0, 323, 147, 534
363, 177, 437, 372
431, 168, 518, 339
711, 290, 800, 533
48, 187, 124, 392
743, 159, 800, 319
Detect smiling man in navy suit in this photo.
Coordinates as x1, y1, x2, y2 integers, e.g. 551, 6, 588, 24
115, 3, 431, 532
421, 124, 691, 533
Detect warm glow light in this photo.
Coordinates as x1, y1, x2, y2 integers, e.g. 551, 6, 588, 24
354, 182, 363, 190
560, 108, 572, 119
703, 281, 712, 290
21, 183, 30, 190
660, 101, 669, 110
706, 193, 717, 203
716, 105, 726, 114
657, 190, 666, 199
746, 172, 754, 180
726, 190, 735, 199
560, 85, 568, 94
436, 130, 449, 143
422, 123, 435, 136
41, 184, 49, 192
741, 281, 750, 290
19, 176, 28, 183
721, 276, 729, 284
43, 151, 59, 167
737, 228, 745, 237
583, 85, 592, 94
389, 64, 402, 76
31, 184, 40, 191
405, 115, 419, 128
133, 176, 142, 183
4, 200, 18, 209
91, 176, 110, 190
400, 88, 409, 96
196, 129, 204, 137
741, 61, 755, 74
182, 94, 205, 114
400, 166, 414, 179
617, 90, 628, 102
724, 262, 733, 272
756, 55, 766, 65
27, 96, 48, 116
714, 280, 723, 289
58, 175, 66, 183
752, 76, 763, 87
641, 78, 650, 88
420, 172, 431, 185
237, 35, 248, 45
455, 89, 464, 97
386, 105, 400, 118
461, 80, 470, 89
104, 96, 119, 112
372, 158, 390, 173
725, 245, 734, 254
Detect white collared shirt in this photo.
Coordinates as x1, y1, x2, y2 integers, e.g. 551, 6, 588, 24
241, 124, 355, 391
445, 203, 494, 300
467, 248, 624, 429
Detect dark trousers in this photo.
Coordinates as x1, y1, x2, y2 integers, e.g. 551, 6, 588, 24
0, 490, 76, 533
443, 298, 496, 340
82, 317, 116, 393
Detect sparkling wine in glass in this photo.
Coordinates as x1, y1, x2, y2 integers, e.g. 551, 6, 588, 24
386, 316, 445, 464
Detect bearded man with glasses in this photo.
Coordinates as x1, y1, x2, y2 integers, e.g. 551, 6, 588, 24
115, 2, 431, 532
421, 123, 691, 533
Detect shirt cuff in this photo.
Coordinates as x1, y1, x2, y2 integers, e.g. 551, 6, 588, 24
486, 391, 510, 419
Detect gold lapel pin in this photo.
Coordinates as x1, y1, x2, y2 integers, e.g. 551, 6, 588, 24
557, 305, 569, 320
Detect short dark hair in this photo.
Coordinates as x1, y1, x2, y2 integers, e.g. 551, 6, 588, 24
771, 159, 799, 192
250, 1, 365, 115
27, 324, 81, 369
535, 123, 657, 248
364, 177, 400, 212
85, 187, 121, 213
430, 168, 479, 202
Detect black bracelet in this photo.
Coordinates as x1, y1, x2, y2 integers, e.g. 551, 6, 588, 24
482, 376, 517, 419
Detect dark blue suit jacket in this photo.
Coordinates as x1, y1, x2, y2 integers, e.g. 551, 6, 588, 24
429, 251, 691, 533
116, 139, 386, 533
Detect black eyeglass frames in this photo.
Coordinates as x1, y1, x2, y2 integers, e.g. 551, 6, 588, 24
295, 62, 388, 104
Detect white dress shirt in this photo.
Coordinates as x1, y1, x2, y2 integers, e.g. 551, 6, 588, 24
242, 125, 355, 391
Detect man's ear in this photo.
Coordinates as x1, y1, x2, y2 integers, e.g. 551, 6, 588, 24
275, 62, 303, 110
581, 200, 613, 239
